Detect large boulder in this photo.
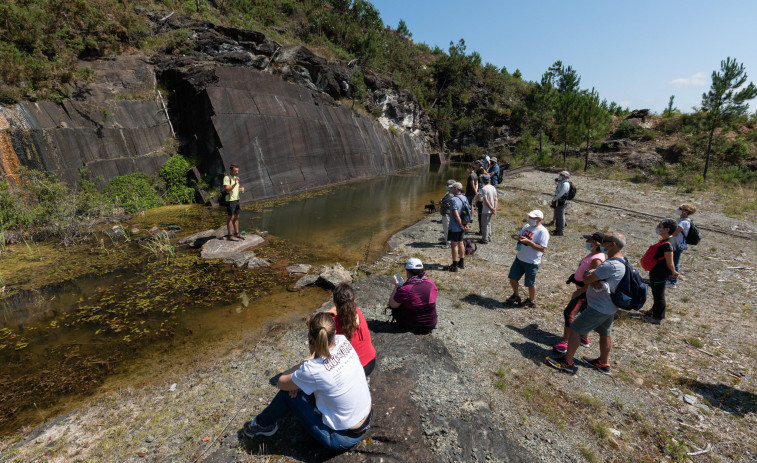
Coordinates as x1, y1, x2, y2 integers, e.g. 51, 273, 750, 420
178, 226, 227, 247
286, 264, 312, 274
316, 263, 352, 289
222, 251, 257, 268
247, 257, 272, 269
291, 274, 319, 291
200, 235, 264, 259
626, 150, 663, 169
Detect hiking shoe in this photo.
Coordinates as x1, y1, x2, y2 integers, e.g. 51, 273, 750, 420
554, 341, 568, 354
665, 282, 676, 289
582, 356, 611, 375
458, 258, 465, 269
580, 337, 590, 348
551, 230, 564, 236
243, 417, 278, 438
448, 263, 458, 272
521, 298, 535, 308
546, 356, 577, 375
505, 294, 521, 306
642, 314, 661, 325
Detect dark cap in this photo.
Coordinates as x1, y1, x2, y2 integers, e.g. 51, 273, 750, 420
582, 232, 604, 242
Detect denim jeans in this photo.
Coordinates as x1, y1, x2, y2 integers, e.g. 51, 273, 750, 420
670, 249, 683, 284
255, 390, 367, 451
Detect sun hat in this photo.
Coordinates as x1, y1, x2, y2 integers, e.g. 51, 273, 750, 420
582, 232, 604, 242
405, 258, 423, 269
527, 209, 544, 219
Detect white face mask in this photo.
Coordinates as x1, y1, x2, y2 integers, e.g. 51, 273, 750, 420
675, 208, 682, 216
527, 218, 538, 227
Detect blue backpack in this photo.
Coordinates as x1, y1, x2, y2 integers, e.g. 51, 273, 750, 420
608, 257, 647, 311
454, 194, 472, 224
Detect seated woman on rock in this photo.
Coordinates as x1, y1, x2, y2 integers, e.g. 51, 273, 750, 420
388, 258, 438, 333
243, 312, 372, 451
325, 283, 377, 376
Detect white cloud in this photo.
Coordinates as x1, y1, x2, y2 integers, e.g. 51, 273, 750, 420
670, 72, 708, 87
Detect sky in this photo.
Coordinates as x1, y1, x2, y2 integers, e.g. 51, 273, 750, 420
371, 0, 757, 114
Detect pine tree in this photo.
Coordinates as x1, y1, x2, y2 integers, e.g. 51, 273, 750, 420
701, 57, 757, 179
664, 95, 678, 117
578, 88, 610, 171
529, 71, 555, 154
550, 61, 581, 162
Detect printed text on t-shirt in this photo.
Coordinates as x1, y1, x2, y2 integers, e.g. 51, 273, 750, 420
323, 342, 353, 371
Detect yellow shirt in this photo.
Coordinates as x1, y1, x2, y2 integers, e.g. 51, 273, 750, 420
223, 175, 239, 201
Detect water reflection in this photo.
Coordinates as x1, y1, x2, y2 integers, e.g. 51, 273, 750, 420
244, 164, 467, 262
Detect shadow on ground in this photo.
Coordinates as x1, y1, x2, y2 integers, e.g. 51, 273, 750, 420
678, 378, 757, 417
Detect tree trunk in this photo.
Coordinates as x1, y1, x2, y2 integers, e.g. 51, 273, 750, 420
196, 0, 200, 12
584, 130, 590, 172
539, 130, 543, 154
703, 125, 715, 180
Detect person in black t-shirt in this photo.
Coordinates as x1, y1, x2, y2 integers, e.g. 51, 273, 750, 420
643, 219, 679, 324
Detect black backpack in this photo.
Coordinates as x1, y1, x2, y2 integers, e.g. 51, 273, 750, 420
217, 175, 230, 206
683, 220, 701, 245
566, 181, 577, 200
608, 257, 647, 311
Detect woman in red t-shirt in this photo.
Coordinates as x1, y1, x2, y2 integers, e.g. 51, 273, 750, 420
325, 283, 376, 376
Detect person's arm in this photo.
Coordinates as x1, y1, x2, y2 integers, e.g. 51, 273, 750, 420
324, 305, 337, 316
484, 193, 495, 213
518, 235, 546, 252
570, 284, 589, 300
665, 249, 679, 278
452, 209, 468, 231
276, 362, 305, 391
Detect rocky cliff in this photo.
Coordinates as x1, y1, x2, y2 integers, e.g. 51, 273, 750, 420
0, 11, 433, 203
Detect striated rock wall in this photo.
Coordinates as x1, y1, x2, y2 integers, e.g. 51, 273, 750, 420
0, 56, 174, 187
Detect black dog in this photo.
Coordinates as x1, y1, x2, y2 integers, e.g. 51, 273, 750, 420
424, 201, 437, 213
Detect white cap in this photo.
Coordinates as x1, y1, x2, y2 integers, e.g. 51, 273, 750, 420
452, 182, 463, 191
559, 170, 570, 178
405, 258, 423, 269
528, 210, 544, 219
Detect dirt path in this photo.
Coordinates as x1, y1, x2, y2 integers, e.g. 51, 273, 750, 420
2, 169, 755, 462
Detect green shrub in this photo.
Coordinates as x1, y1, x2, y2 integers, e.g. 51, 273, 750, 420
103, 173, 163, 213
460, 145, 484, 162
614, 121, 641, 139
720, 138, 750, 166
0, 182, 23, 230
160, 155, 195, 204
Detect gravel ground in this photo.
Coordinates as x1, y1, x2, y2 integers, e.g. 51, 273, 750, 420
2, 169, 755, 462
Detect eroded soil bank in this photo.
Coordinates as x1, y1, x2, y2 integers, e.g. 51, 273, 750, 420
2, 170, 756, 462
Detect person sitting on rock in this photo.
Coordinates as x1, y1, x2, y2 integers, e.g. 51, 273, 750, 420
388, 258, 438, 333
325, 283, 377, 376
243, 313, 372, 450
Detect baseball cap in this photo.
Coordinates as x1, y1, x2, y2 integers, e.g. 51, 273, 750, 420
481, 174, 490, 180
446, 179, 456, 187
405, 258, 423, 269
582, 232, 604, 242
559, 170, 570, 178
527, 209, 544, 219
452, 182, 463, 191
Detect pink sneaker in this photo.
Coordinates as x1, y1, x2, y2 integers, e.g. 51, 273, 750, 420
554, 341, 568, 354
580, 337, 590, 348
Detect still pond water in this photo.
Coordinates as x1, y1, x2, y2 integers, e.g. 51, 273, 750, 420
0, 163, 466, 435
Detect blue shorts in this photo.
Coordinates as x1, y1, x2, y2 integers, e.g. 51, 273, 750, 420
570, 307, 615, 337
507, 258, 539, 287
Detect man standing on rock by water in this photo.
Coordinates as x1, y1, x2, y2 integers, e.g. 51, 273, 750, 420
223, 164, 245, 240
447, 182, 470, 272
547, 232, 627, 375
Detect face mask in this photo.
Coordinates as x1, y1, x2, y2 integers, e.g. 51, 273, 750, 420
675, 209, 682, 216
527, 219, 538, 226
655, 226, 662, 235
585, 243, 593, 251
600, 246, 607, 253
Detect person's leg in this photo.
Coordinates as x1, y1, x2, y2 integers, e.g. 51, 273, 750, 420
227, 213, 234, 237
279, 391, 363, 450
651, 280, 666, 319
456, 241, 466, 268
527, 285, 536, 301
450, 241, 459, 263
562, 296, 583, 341
442, 215, 450, 244
523, 263, 539, 302
363, 358, 376, 377
598, 334, 613, 365
507, 260, 522, 297
233, 212, 240, 235
670, 249, 682, 284
555, 202, 566, 234
564, 328, 581, 364
509, 279, 519, 295
255, 390, 292, 427
481, 213, 492, 242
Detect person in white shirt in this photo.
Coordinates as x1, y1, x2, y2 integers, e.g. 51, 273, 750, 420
506, 210, 550, 308
243, 313, 372, 450
473, 175, 497, 244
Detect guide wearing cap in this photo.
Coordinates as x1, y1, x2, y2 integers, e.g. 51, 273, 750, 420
506, 210, 550, 308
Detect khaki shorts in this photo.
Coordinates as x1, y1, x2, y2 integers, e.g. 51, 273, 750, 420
570, 307, 615, 337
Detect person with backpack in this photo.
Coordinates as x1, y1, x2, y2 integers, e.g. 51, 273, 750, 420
439, 180, 456, 248
447, 182, 471, 272
549, 171, 572, 236
487, 157, 500, 187
473, 174, 497, 244
547, 232, 627, 375
642, 219, 679, 325
506, 210, 550, 308
223, 164, 245, 241
668, 203, 698, 288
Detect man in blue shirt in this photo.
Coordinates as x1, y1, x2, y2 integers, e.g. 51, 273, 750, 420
446, 182, 470, 272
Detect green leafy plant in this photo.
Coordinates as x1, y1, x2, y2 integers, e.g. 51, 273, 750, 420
160, 155, 195, 204
103, 173, 163, 213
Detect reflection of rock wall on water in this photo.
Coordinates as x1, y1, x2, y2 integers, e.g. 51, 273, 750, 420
0, 56, 174, 187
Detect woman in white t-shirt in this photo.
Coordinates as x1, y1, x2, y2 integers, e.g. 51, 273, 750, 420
668, 203, 697, 288
243, 313, 372, 450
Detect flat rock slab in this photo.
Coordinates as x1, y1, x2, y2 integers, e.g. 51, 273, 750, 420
286, 264, 312, 274
316, 263, 352, 288
292, 274, 319, 291
178, 226, 227, 247
247, 257, 272, 269
222, 251, 257, 268
200, 235, 264, 259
